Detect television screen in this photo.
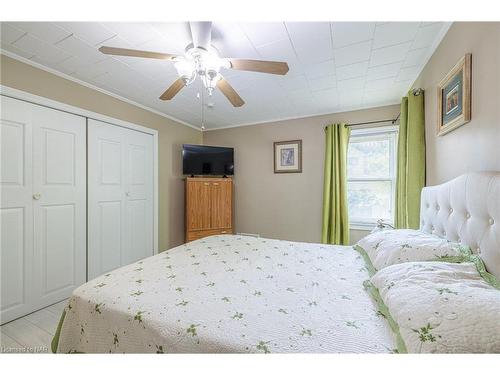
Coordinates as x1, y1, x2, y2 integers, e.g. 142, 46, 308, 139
182, 144, 234, 176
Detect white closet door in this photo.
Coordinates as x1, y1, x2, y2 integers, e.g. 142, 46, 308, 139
88, 120, 126, 279
32, 105, 86, 309
88, 119, 153, 279
1, 96, 86, 324
124, 129, 154, 265
0, 97, 34, 323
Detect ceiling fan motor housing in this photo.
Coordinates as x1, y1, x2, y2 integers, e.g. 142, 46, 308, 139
189, 21, 212, 50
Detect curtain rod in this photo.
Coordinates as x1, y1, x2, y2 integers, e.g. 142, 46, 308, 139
323, 86, 424, 130
345, 118, 398, 127
324, 118, 398, 130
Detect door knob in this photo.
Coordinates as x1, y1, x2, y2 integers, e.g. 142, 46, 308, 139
33, 193, 41, 200
125, 192, 130, 197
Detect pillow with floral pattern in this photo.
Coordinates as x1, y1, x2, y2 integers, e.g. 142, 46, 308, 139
356, 229, 469, 270
370, 260, 500, 353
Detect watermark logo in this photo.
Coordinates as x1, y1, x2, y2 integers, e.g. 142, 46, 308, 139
1, 346, 49, 353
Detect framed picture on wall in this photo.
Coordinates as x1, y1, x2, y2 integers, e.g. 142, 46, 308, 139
274, 140, 302, 173
437, 53, 472, 136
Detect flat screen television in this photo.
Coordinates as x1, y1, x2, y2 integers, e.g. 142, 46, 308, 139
182, 144, 234, 176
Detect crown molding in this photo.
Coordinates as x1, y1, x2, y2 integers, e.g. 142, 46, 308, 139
1, 49, 201, 131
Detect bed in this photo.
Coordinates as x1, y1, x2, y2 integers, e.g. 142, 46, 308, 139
52, 172, 500, 353
52, 235, 395, 353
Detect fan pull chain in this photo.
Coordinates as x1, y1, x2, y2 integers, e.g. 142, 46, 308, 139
200, 80, 206, 131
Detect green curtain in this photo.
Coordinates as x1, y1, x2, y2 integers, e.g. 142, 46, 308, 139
395, 90, 426, 229
321, 123, 351, 245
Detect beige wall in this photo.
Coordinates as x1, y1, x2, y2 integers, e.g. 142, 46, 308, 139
204, 105, 400, 244
0, 54, 202, 250
411, 22, 500, 185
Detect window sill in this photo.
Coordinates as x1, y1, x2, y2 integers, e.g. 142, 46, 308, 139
350, 223, 375, 231
350, 221, 395, 231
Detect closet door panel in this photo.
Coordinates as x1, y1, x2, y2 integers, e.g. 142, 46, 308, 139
0, 208, 25, 311
97, 137, 124, 274
126, 199, 147, 264
124, 129, 154, 264
88, 119, 126, 279
99, 201, 122, 273
88, 121, 153, 277
32, 105, 86, 307
1, 117, 27, 189
40, 204, 76, 293
0, 96, 34, 324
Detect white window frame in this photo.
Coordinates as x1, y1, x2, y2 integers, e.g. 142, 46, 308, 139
347, 125, 398, 230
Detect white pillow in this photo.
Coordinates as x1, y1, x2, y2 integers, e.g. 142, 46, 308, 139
356, 229, 468, 270
370, 260, 500, 353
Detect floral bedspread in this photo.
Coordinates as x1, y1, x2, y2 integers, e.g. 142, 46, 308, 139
54, 235, 395, 353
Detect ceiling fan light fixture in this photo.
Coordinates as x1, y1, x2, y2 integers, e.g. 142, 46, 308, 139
174, 59, 196, 85
203, 52, 223, 73
201, 72, 221, 96
221, 58, 232, 70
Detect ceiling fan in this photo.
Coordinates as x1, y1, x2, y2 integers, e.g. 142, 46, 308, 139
98, 22, 289, 107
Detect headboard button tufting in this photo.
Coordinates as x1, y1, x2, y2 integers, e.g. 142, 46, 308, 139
419, 172, 500, 279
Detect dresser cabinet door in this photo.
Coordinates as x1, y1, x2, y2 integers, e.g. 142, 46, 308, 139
210, 180, 232, 229
185, 178, 233, 242
186, 180, 211, 231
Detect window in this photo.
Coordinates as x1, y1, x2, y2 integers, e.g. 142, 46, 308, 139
347, 126, 398, 229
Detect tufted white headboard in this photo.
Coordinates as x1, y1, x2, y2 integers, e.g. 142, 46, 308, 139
420, 172, 500, 278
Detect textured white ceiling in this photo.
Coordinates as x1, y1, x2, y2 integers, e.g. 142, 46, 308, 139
0, 22, 450, 129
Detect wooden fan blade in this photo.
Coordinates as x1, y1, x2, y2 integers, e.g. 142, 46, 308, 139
99, 46, 177, 60
228, 59, 289, 75
159, 78, 185, 100
217, 78, 245, 107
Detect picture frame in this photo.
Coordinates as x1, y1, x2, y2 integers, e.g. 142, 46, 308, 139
273, 140, 302, 173
437, 53, 472, 136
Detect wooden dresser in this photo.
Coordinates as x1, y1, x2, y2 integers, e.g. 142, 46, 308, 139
185, 177, 233, 242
